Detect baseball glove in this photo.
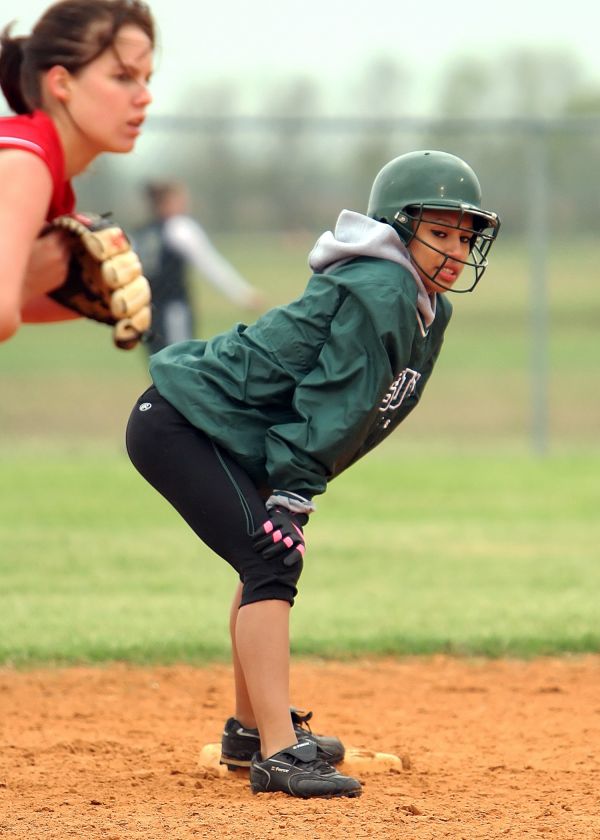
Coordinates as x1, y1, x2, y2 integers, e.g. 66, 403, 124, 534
48, 212, 151, 350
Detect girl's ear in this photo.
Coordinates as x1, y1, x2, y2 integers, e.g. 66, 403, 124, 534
45, 65, 72, 103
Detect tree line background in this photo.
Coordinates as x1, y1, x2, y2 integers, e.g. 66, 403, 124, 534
68, 45, 600, 239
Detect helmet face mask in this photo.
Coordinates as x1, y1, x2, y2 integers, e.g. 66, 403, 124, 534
367, 150, 501, 293
394, 204, 500, 293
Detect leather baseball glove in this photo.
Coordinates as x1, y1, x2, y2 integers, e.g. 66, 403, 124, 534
48, 212, 151, 349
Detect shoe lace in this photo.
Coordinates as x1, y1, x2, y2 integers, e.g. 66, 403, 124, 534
290, 754, 334, 774
290, 707, 313, 734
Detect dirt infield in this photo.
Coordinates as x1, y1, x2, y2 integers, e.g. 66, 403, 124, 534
1, 656, 600, 839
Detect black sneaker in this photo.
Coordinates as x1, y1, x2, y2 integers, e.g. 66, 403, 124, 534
220, 707, 345, 770
250, 740, 361, 799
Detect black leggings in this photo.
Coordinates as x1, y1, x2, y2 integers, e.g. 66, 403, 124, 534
125, 386, 303, 606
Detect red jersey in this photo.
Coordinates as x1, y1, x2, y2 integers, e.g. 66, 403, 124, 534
0, 110, 75, 220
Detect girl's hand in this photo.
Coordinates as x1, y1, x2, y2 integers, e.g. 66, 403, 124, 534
22, 230, 70, 302
252, 507, 308, 567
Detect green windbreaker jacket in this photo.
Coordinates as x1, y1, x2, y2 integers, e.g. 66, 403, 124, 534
150, 254, 452, 500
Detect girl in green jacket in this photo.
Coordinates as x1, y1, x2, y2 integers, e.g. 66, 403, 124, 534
126, 150, 500, 799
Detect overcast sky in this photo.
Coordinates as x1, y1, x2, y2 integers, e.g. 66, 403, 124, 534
7, 1, 598, 115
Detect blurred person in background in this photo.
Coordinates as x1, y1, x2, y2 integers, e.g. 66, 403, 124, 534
126, 150, 500, 799
134, 180, 265, 355
0, 0, 155, 343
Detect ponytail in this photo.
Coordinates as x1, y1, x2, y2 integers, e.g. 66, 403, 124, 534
0, 26, 31, 114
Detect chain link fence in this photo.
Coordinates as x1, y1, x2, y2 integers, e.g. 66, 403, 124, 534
71, 116, 600, 452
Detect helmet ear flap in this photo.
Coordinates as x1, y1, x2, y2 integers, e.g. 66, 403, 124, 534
390, 206, 418, 245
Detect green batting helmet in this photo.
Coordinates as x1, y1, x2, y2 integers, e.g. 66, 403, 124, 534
367, 150, 500, 292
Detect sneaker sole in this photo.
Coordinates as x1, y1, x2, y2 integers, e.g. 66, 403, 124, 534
251, 783, 361, 799
220, 753, 252, 770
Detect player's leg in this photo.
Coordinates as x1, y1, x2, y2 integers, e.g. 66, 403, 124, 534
229, 582, 255, 725
236, 598, 294, 760
126, 386, 358, 797
224, 582, 346, 769
126, 386, 296, 755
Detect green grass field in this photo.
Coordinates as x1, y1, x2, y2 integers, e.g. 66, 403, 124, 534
0, 234, 598, 664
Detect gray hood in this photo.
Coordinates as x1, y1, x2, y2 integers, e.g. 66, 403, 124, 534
308, 210, 436, 329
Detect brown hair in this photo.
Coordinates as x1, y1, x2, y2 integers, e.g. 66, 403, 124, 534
0, 0, 155, 114
145, 180, 183, 207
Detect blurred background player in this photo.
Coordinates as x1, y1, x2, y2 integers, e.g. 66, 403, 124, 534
133, 180, 265, 355
126, 150, 500, 799
0, 0, 155, 344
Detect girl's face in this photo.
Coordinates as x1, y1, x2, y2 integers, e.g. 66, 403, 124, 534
407, 209, 474, 294
60, 25, 153, 156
